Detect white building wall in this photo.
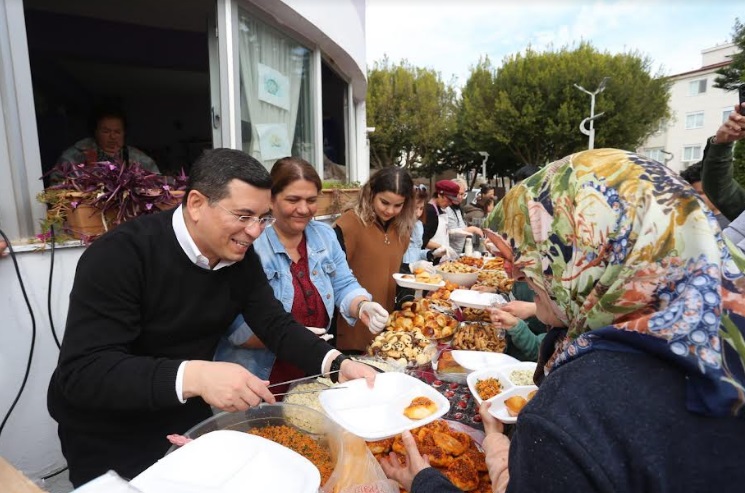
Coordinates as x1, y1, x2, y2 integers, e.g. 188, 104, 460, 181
638, 43, 740, 173
0, 0, 368, 480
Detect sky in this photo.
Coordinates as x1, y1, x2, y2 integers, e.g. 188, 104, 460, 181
366, 0, 743, 87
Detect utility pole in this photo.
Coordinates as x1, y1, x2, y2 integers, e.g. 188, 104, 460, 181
574, 76, 609, 150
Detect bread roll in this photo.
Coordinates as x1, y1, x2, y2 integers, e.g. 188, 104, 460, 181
404, 396, 438, 420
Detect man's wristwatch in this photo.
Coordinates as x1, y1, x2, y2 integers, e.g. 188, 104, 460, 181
330, 354, 350, 384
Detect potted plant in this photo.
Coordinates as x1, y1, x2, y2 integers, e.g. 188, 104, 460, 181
38, 161, 188, 241
316, 180, 361, 216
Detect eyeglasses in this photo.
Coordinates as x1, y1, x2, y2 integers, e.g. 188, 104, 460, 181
210, 199, 276, 229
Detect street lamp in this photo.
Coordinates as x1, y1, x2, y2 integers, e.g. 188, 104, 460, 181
478, 151, 489, 183
574, 76, 609, 150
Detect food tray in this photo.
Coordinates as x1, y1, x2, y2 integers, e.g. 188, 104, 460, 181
431, 347, 469, 384
449, 289, 507, 310
466, 367, 514, 405
486, 385, 539, 424
451, 321, 507, 353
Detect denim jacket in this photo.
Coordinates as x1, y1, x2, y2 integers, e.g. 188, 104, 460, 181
214, 220, 370, 378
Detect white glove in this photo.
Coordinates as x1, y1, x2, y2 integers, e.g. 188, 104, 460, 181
409, 260, 435, 274
306, 326, 334, 342
359, 301, 389, 334
432, 246, 457, 259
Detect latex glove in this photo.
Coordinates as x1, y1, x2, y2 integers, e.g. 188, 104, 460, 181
359, 301, 389, 334
433, 246, 458, 260
409, 260, 435, 274
306, 326, 334, 342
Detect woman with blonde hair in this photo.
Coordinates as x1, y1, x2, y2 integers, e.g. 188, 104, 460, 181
333, 166, 416, 351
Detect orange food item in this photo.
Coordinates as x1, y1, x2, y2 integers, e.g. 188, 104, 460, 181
404, 396, 438, 420
248, 425, 333, 484
504, 395, 528, 417
475, 377, 503, 400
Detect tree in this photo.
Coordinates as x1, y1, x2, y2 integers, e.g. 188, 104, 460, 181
714, 18, 745, 91
366, 57, 456, 169
461, 42, 671, 167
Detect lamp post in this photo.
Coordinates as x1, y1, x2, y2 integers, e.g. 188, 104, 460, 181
478, 151, 489, 183
574, 76, 609, 150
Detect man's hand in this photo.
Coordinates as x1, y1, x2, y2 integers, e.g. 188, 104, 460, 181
338, 358, 378, 388
488, 307, 520, 330
715, 104, 745, 145
479, 401, 505, 436
359, 301, 389, 334
183, 361, 276, 412
501, 301, 537, 320
380, 430, 431, 492
0, 240, 8, 258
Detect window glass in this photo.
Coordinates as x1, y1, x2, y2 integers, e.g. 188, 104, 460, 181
682, 145, 702, 163
644, 148, 665, 163
723, 109, 734, 123
685, 112, 704, 129
688, 79, 707, 96
237, 9, 314, 169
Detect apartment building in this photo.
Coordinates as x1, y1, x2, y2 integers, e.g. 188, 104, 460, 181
639, 43, 740, 172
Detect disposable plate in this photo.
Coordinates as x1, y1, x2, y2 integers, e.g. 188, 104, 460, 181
451, 350, 518, 371
466, 367, 514, 405
130, 430, 320, 493
319, 372, 450, 440
449, 289, 507, 310
392, 272, 445, 291
487, 385, 539, 424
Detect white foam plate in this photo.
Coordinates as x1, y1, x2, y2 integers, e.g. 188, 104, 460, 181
499, 362, 538, 386
451, 350, 519, 371
392, 272, 445, 291
487, 385, 539, 424
466, 367, 514, 405
449, 289, 507, 310
130, 430, 320, 493
319, 372, 450, 440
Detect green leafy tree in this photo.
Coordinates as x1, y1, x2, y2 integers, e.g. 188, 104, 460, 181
714, 18, 745, 90
460, 42, 671, 168
366, 57, 456, 170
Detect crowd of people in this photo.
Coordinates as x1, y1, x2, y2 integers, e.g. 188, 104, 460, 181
35, 104, 745, 492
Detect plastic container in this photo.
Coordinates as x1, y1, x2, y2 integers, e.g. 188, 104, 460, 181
167, 403, 342, 490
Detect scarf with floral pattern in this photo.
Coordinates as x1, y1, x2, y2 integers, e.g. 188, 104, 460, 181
487, 148, 745, 418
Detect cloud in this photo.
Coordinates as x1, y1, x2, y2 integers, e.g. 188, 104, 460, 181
367, 0, 741, 86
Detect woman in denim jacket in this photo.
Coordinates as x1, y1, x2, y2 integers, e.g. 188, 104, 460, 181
214, 157, 389, 388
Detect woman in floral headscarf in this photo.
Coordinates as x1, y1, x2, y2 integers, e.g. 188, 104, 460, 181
383, 149, 745, 493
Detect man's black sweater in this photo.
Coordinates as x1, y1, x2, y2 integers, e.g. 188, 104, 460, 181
47, 209, 332, 485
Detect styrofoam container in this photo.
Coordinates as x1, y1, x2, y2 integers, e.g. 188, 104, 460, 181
319, 372, 450, 440
451, 350, 519, 372
449, 289, 507, 310
486, 385, 539, 424
499, 362, 538, 387
466, 367, 514, 405
392, 272, 445, 291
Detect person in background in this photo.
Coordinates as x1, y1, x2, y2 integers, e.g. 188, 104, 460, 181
680, 161, 729, 229
402, 184, 437, 265
47, 149, 377, 486
702, 104, 745, 251
422, 180, 458, 253
463, 195, 495, 225
447, 178, 483, 253
333, 167, 416, 352
381, 401, 510, 493
56, 106, 159, 175
511, 164, 539, 185
389, 148, 745, 492
214, 157, 388, 389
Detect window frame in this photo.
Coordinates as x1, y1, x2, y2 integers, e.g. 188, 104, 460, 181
681, 145, 702, 166
688, 78, 707, 96
685, 111, 705, 129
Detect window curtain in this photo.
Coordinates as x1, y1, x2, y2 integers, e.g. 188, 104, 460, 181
238, 11, 309, 168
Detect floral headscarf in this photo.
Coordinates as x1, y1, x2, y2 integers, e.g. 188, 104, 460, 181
487, 149, 745, 418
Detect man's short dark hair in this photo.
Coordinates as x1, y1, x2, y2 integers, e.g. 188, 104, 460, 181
90, 103, 127, 133
680, 161, 703, 185
186, 148, 272, 203
513, 164, 540, 182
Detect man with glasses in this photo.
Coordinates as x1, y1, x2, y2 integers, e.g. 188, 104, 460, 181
47, 148, 378, 487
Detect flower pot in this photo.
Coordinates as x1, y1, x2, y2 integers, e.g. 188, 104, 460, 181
155, 190, 186, 211
65, 205, 116, 239
315, 189, 360, 216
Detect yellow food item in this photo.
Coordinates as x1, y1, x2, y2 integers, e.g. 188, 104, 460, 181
475, 377, 503, 401
504, 396, 528, 417
403, 396, 438, 420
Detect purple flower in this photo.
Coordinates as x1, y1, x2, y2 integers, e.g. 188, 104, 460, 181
71, 201, 79, 209
145, 202, 153, 210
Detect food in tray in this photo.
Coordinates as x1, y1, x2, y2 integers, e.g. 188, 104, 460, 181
428, 281, 460, 300
403, 396, 438, 420
438, 261, 478, 274
367, 420, 489, 493
285, 381, 330, 414
435, 351, 467, 374
461, 307, 492, 322
474, 377, 504, 401
456, 256, 484, 269
401, 268, 444, 285
425, 297, 458, 315
473, 270, 514, 293
385, 299, 458, 339
367, 330, 435, 366
249, 425, 334, 484
509, 369, 535, 386
451, 322, 507, 353
482, 257, 506, 270
504, 389, 538, 417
